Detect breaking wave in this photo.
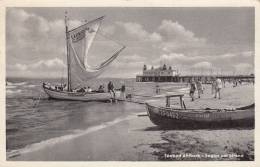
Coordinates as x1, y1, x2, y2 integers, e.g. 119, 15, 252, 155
6, 85, 17, 89
6, 89, 22, 95
24, 84, 37, 88
7, 82, 27, 86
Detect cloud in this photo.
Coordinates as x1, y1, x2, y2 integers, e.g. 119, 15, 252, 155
192, 61, 212, 69
241, 51, 254, 57
6, 8, 67, 61
112, 53, 145, 68
116, 21, 162, 42
119, 54, 146, 62
218, 53, 236, 58
8, 63, 28, 71
157, 20, 206, 52
7, 58, 66, 73
234, 63, 253, 74
102, 25, 116, 36
155, 53, 204, 66
31, 58, 66, 69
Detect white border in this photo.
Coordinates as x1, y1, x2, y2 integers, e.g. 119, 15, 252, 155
0, 0, 259, 167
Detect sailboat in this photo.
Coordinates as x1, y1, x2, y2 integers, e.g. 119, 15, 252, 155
43, 14, 125, 101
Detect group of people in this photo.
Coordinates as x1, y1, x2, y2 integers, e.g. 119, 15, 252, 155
43, 82, 67, 91
189, 79, 204, 101
77, 85, 106, 93
76, 86, 93, 93
189, 77, 223, 101
107, 81, 126, 101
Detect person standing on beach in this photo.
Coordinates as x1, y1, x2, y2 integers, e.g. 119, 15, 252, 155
215, 78, 222, 99
211, 78, 217, 94
155, 84, 160, 94
189, 79, 196, 101
107, 81, 115, 100
120, 83, 126, 100
196, 79, 203, 98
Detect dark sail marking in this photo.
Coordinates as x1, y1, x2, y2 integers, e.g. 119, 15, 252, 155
71, 29, 86, 42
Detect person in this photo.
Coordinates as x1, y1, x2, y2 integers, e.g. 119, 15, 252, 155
211, 78, 217, 94
189, 79, 196, 101
77, 87, 86, 92
98, 85, 105, 93
43, 82, 47, 88
86, 86, 92, 92
63, 84, 67, 91
196, 79, 203, 98
120, 83, 126, 100
215, 78, 222, 99
107, 81, 115, 99
239, 79, 242, 85
155, 84, 160, 94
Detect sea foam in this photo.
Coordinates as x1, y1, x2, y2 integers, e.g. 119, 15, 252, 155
7, 81, 27, 86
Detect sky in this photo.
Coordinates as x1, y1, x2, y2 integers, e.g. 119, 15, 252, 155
6, 7, 254, 78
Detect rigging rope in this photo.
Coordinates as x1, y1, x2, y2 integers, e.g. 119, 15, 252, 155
97, 31, 125, 48
33, 91, 43, 112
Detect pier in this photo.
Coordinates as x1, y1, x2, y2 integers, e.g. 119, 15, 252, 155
136, 74, 254, 83
136, 64, 254, 83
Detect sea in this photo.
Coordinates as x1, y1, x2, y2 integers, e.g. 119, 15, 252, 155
6, 77, 188, 158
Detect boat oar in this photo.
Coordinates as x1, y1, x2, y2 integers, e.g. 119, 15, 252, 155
137, 112, 149, 117
137, 114, 148, 117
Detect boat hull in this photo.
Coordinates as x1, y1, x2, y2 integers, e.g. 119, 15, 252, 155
43, 87, 112, 102
146, 103, 254, 129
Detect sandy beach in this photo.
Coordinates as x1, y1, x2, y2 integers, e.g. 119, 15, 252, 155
9, 83, 254, 161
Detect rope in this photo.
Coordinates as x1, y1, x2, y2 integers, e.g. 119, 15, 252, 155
33, 92, 43, 112
98, 31, 125, 47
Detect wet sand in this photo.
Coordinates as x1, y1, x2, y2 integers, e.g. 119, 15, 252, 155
9, 83, 254, 161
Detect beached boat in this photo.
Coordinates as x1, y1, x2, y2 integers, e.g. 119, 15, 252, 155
43, 14, 125, 101
145, 94, 254, 128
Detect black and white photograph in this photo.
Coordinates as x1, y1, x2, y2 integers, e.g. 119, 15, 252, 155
3, 2, 257, 163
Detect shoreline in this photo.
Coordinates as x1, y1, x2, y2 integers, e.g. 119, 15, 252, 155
8, 83, 254, 161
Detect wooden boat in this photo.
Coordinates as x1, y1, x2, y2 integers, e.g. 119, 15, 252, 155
43, 86, 112, 102
43, 14, 125, 102
145, 93, 254, 129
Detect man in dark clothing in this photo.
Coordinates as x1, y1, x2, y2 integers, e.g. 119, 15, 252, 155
120, 84, 126, 100
108, 81, 115, 99
189, 79, 196, 101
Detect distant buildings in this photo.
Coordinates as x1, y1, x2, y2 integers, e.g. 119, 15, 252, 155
136, 64, 179, 82
136, 64, 254, 83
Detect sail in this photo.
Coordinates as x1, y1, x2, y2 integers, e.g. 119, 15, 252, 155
67, 16, 125, 89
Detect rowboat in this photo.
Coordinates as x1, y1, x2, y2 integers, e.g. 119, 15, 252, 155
145, 93, 254, 129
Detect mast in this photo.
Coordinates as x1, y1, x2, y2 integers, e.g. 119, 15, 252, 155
65, 11, 71, 92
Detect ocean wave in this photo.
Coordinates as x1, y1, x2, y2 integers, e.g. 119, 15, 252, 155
6, 85, 17, 89
6, 89, 22, 95
7, 81, 27, 86
7, 114, 136, 158
24, 84, 37, 88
